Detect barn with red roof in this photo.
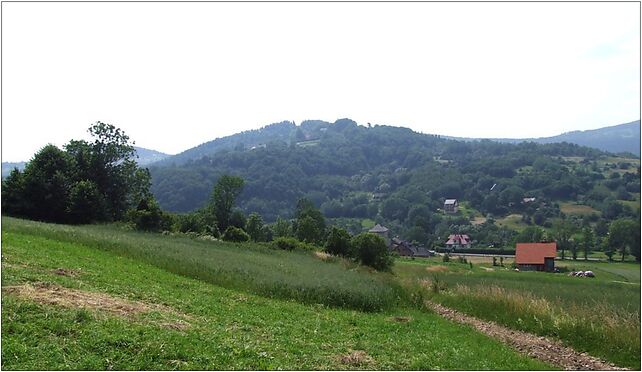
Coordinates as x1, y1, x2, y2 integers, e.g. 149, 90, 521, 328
515, 242, 557, 272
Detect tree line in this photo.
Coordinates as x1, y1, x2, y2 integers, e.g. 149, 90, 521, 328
1, 122, 394, 271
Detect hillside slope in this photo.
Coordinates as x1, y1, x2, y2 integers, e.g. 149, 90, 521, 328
1, 217, 550, 370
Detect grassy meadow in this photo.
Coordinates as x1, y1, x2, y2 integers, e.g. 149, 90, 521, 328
1, 217, 552, 370
3, 218, 406, 312
395, 256, 641, 369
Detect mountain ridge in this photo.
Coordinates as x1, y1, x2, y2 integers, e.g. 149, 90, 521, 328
151, 119, 640, 167
446, 120, 640, 156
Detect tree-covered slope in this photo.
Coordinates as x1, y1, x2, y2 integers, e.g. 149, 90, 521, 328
149, 118, 639, 246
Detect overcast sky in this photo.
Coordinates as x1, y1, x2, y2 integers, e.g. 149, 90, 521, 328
2, 2, 640, 162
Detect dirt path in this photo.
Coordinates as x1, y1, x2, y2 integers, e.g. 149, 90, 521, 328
425, 301, 628, 371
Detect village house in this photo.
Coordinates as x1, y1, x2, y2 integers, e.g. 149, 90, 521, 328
390, 237, 433, 258
445, 234, 471, 250
515, 242, 557, 272
444, 199, 458, 213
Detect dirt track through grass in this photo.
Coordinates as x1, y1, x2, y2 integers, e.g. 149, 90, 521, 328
425, 301, 628, 371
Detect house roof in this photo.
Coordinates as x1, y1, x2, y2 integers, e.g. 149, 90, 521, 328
444, 199, 458, 205
515, 243, 557, 264
369, 224, 389, 233
446, 234, 470, 245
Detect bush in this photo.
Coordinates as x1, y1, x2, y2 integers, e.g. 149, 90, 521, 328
324, 226, 352, 257
222, 226, 250, 242
442, 253, 450, 263
272, 237, 316, 251
126, 198, 173, 232
272, 236, 299, 251
173, 212, 207, 234
351, 233, 394, 271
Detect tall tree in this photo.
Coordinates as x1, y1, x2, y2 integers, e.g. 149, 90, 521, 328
245, 212, 265, 241
324, 226, 352, 257
293, 198, 326, 244
271, 217, 292, 238
552, 219, 576, 260
515, 226, 545, 243
210, 175, 245, 231
21, 145, 73, 222
65, 122, 144, 220
1, 168, 28, 217
580, 227, 594, 261
608, 219, 639, 261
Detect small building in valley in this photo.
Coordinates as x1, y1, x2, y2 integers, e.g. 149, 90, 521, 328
444, 199, 459, 213
368, 224, 390, 246
391, 237, 433, 258
515, 242, 557, 272
445, 234, 471, 250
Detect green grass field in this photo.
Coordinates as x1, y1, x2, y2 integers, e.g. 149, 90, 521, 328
558, 202, 601, 216
3, 218, 405, 312
395, 257, 641, 369
2, 217, 552, 370
495, 214, 527, 231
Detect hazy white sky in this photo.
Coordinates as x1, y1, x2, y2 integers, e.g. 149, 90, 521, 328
2, 2, 640, 162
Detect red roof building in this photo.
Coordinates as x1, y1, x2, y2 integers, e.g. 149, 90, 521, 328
445, 234, 471, 249
515, 242, 557, 272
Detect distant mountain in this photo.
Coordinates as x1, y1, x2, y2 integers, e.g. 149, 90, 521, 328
1, 162, 26, 178
133, 146, 171, 166
450, 120, 640, 156
2, 146, 170, 178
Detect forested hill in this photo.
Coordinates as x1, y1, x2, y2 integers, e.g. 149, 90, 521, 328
451, 120, 640, 156
149, 119, 639, 241
151, 120, 299, 167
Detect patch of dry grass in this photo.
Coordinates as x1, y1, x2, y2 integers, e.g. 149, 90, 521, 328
2, 282, 192, 331
339, 350, 374, 367
559, 202, 600, 216
426, 265, 449, 273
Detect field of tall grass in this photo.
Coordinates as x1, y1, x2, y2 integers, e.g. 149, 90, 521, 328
3, 217, 406, 312
396, 257, 641, 369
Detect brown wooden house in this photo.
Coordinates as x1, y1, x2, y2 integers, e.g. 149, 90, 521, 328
391, 237, 433, 257
515, 242, 557, 272
444, 199, 458, 213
